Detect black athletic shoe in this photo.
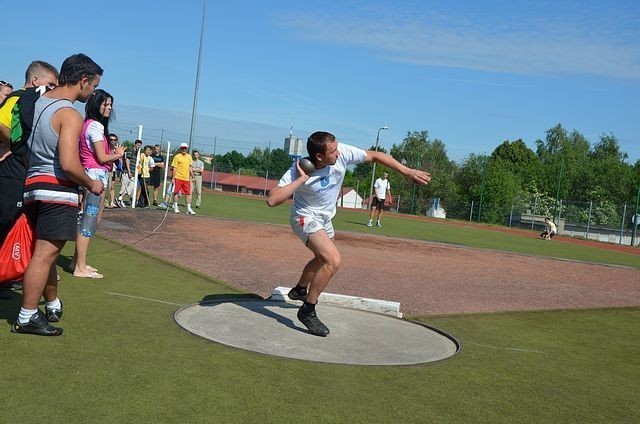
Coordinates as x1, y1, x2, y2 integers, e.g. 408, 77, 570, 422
11, 310, 63, 336
45, 301, 63, 323
287, 287, 307, 301
297, 307, 330, 337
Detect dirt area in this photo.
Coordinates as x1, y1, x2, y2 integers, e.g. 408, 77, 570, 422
99, 208, 640, 317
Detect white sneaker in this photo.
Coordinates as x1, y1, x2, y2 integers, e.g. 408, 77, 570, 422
367, 221, 373, 227
173, 206, 180, 214
186, 208, 196, 215
376, 221, 382, 227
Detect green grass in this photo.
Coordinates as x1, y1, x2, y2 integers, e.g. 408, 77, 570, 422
2, 190, 638, 422
2, 237, 638, 423
192, 191, 640, 269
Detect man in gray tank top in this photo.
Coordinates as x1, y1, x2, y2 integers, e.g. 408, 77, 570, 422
12, 54, 104, 337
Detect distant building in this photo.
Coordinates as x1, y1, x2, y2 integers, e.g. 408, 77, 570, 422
338, 187, 364, 209
284, 135, 304, 157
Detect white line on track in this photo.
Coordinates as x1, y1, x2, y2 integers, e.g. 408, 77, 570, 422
105, 291, 184, 306
466, 342, 543, 353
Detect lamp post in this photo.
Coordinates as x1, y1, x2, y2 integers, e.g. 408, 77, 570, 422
368, 126, 389, 207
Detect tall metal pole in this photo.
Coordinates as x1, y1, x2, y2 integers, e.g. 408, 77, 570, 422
131, 124, 143, 208
631, 179, 640, 246
368, 126, 388, 207
188, 0, 206, 151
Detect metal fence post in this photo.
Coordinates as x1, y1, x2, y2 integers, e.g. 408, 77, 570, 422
586, 201, 592, 239
469, 200, 474, 222
509, 204, 514, 227
620, 204, 627, 244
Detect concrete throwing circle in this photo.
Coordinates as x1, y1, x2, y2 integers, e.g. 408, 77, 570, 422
174, 300, 459, 365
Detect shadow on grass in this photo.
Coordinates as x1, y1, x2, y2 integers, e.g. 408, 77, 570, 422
56, 255, 73, 274
0, 288, 22, 325
199, 293, 307, 334
345, 220, 370, 227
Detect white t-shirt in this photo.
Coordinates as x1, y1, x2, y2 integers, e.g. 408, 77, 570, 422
374, 177, 390, 199
278, 143, 368, 220
85, 121, 105, 152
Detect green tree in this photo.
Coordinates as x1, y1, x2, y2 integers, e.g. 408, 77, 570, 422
389, 131, 456, 214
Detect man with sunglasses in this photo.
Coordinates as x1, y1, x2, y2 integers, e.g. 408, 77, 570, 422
0, 80, 13, 104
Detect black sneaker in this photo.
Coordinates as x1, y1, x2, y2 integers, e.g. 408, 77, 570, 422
297, 307, 330, 337
287, 287, 307, 301
45, 301, 63, 323
11, 310, 63, 336
153, 201, 158, 206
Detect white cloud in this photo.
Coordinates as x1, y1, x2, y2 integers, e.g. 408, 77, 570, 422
280, 8, 640, 80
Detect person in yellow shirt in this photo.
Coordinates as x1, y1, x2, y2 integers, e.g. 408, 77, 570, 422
170, 143, 195, 215
136, 145, 152, 207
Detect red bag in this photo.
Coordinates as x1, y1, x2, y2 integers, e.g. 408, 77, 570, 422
0, 213, 34, 284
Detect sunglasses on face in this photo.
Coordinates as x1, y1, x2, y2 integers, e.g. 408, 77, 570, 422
0, 80, 13, 88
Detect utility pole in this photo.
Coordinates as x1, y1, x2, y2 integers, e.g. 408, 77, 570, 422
187, 0, 206, 151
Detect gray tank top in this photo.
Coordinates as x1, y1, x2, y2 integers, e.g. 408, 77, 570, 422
27, 96, 75, 180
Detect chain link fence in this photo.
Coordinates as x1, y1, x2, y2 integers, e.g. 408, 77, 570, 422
395, 197, 640, 247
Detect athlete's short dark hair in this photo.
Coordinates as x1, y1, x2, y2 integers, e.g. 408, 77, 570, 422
58, 53, 103, 86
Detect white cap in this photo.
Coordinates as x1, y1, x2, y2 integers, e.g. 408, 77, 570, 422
180, 142, 189, 149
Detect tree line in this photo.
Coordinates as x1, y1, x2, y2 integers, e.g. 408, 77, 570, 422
125, 123, 640, 226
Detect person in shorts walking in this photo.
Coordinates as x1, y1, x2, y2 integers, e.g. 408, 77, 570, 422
267, 131, 431, 337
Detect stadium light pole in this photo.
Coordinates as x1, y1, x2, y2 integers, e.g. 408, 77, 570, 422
188, 0, 206, 151
368, 126, 389, 207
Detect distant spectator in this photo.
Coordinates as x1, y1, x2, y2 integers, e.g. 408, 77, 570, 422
150, 144, 165, 206
106, 133, 122, 208
117, 139, 142, 207
540, 217, 557, 240
191, 150, 204, 209
135, 144, 152, 208
171, 143, 195, 215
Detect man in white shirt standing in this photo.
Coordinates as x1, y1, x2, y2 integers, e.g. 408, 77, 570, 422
367, 172, 391, 227
267, 131, 431, 337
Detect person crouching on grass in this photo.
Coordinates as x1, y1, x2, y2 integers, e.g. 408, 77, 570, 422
267, 131, 431, 337
540, 217, 557, 240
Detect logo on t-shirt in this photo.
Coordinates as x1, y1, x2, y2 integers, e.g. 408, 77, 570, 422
320, 176, 330, 187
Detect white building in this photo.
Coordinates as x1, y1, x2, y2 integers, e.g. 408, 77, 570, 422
337, 187, 364, 209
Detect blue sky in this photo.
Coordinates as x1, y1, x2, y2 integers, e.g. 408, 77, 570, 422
2, 0, 639, 162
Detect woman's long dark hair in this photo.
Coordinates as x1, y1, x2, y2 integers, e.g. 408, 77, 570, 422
85, 88, 113, 135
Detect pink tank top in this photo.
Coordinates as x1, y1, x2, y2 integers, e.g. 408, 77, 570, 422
79, 119, 110, 171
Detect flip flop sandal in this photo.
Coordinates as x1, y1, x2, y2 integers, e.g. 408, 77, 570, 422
72, 271, 104, 279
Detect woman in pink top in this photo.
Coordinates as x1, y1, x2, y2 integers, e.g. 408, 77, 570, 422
72, 89, 125, 278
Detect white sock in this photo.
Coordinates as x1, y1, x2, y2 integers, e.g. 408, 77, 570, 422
18, 307, 38, 324
46, 297, 62, 311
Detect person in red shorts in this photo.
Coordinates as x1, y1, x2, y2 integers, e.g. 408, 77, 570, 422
170, 142, 195, 215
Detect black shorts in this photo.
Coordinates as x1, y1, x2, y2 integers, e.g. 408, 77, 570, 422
149, 169, 162, 188
25, 201, 79, 241
371, 197, 386, 209
0, 176, 24, 244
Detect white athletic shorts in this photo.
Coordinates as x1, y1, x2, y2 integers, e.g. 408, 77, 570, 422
290, 214, 334, 245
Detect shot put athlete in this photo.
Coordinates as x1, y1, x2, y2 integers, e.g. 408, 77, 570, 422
267, 131, 431, 336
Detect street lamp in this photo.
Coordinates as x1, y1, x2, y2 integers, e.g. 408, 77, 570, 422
368, 126, 389, 207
